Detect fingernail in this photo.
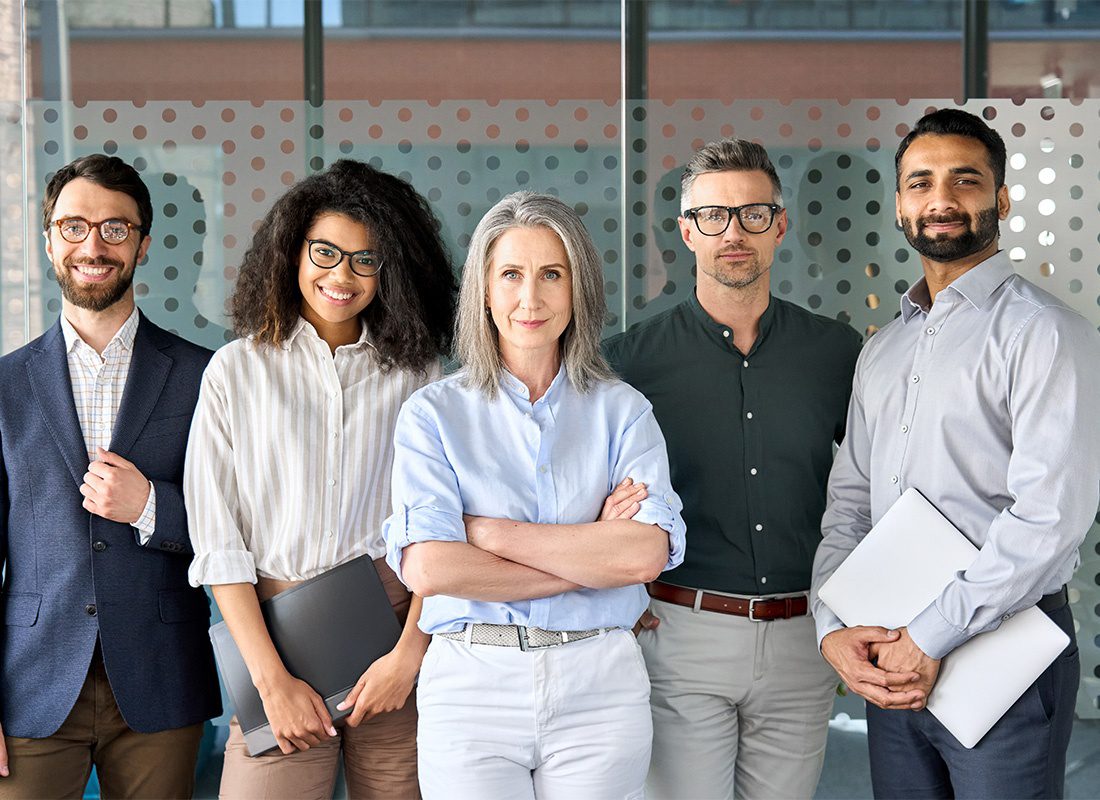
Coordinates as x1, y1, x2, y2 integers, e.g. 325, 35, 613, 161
336, 702, 347, 710
328, 726, 337, 736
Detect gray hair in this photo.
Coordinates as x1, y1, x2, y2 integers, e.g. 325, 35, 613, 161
455, 191, 615, 397
680, 138, 784, 211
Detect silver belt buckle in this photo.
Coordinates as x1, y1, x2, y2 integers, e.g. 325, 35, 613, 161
517, 625, 530, 652
748, 598, 763, 622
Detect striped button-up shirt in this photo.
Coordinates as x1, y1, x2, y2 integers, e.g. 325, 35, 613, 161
61, 308, 156, 542
811, 252, 1100, 659
185, 317, 441, 586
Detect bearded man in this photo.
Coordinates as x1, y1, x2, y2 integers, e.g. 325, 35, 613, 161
811, 109, 1100, 799
0, 154, 220, 798
604, 138, 862, 799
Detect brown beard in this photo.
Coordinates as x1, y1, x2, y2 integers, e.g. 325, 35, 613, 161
56, 254, 135, 312
902, 206, 1000, 263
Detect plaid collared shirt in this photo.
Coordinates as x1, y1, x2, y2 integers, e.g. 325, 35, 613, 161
61, 308, 156, 542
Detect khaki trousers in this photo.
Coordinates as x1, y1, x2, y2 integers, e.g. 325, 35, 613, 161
0, 646, 203, 800
218, 557, 420, 800
639, 596, 838, 800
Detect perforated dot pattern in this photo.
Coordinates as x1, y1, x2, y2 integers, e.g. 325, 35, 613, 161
12, 98, 1100, 716
0, 101, 25, 354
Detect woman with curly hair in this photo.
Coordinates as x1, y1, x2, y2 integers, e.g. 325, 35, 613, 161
184, 159, 456, 799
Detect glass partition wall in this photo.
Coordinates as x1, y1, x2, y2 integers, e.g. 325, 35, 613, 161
8, 1, 1100, 796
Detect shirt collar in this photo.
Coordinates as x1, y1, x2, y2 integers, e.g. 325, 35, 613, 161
500, 361, 567, 405
900, 251, 1014, 322
688, 290, 776, 348
61, 306, 140, 355
284, 316, 374, 352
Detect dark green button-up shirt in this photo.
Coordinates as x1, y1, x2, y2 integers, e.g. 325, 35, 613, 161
604, 292, 861, 595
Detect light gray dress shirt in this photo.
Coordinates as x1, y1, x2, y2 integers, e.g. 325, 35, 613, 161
811, 251, 1100, 659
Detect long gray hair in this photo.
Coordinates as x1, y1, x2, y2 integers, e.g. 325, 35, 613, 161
455, 191, 614, 397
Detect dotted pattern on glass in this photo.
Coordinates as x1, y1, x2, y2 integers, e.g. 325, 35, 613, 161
1, 101, 25, 353
27, 101, 621, 345
23, 99, 1100, 718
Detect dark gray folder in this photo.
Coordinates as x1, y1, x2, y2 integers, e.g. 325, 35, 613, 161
209, 555, 402, 756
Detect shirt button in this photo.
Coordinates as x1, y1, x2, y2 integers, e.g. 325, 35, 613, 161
891, 475, 899, 484
85, 603, 97, 617
755, 523, 763, 531
911, 375, 920, 383
332, 432, 339, 439
761, 577, 768, 584
1001, 613, 1012, 622
324, 530, 333, 538
926, 327, 936, 335
539, 465, 548, 474
743, 360, 749, 367
900, 424, 909, 433
327, 479, 336, 487
722, 330, 730, 338
92, 540, 108, 552
750, 468, 758, 475
746, 412, 753, 420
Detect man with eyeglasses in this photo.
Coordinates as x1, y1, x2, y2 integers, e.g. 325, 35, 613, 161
0, 154, 220, 798
604, 138, 861, 799
812, 109, 1100, 799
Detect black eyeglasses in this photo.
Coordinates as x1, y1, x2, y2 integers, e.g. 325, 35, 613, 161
306, 239, 383, 278
50, 217, 141, 245
684, 204, 782, 236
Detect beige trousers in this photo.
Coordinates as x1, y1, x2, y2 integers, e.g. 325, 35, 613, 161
218, 557, 420, 800
0, 647, 203, 800
639, 596, 838, 800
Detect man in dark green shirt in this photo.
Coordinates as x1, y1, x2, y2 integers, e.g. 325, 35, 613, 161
604, 138, 861, 800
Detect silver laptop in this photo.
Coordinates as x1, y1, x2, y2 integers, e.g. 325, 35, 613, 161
817, 488, 1068, 748
209, 555, 402, 756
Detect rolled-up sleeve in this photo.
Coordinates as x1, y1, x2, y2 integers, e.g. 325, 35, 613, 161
610, 401, 687, 570
184, 364, 256, 587
383, 400, 467, 585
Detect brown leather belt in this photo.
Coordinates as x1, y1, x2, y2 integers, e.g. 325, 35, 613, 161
648, 580, 808, 621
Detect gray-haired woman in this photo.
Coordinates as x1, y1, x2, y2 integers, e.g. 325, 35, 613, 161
383, 191, 687, 798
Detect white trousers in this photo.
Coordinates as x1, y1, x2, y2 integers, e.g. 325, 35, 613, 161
640, 597, 838, 800
417, 628, 652, 800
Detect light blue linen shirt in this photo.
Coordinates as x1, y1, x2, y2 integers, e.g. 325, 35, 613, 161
811, 251, 1100, 659
384, 366, 687, 634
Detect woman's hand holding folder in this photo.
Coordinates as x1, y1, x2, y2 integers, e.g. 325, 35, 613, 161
258, 671, 338, 754
339, 593, 431, 726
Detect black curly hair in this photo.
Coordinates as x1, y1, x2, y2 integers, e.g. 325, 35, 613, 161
231, 159, 457, 372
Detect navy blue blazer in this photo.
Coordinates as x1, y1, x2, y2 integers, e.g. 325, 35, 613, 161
0, 313, 222, 737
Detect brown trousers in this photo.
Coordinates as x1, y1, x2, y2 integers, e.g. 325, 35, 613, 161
0, 647, 203, 800
218, 557, 420, 800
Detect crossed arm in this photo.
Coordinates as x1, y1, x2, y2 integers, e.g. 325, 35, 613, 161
400, 479, 666, 601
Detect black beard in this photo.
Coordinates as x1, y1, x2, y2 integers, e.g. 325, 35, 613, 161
902, 207, 1000, 262
56, 255, 135, 312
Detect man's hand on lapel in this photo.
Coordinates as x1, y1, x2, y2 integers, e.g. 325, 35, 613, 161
81, 447, 151, 524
